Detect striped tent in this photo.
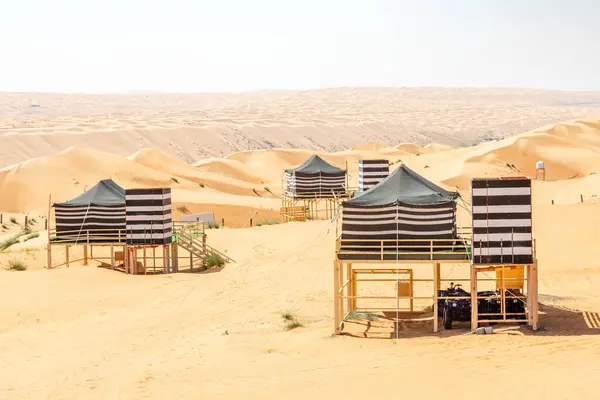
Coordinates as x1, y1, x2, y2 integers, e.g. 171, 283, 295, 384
339, 165, 459, 259
125, 188, 173, 245
358, 159, 389, 192
53, 179, 126, 242
471, 177, 533, 264
284, 155, 347, 198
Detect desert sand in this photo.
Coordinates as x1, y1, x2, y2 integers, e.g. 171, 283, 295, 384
1, 90, 600, 399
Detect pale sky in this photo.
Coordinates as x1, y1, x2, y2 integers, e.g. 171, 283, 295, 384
1, 0, 599, 93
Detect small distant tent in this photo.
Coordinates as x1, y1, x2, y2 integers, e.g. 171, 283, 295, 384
341, 164, 459, 243
284, 155, 347, 198
53, 179, 126, 242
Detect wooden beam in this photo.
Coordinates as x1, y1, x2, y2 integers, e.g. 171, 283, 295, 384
532, 260, 539, 330
83, 245, 88, 266
470, 265, 477, 332
334, 260, 341, 333
346, 263, 352, 312
172, 242, 179, 273
433, 262, 439, 333
110, 245, 114, 269
143, 247, 147, 275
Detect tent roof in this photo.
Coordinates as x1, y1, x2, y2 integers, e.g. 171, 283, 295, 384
54, 179, 125, 207
344, 164, 458, 206
286, 154, 345, 174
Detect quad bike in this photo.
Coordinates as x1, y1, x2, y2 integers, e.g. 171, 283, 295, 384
437, 283, 526, 329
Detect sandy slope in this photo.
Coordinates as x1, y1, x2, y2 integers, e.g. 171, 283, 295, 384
2, 88, 600, 168
1, 113, 600, 398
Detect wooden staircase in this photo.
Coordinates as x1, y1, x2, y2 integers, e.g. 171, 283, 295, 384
176, 229, 235, 264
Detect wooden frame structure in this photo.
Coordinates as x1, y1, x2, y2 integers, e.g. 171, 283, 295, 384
333, 228, 540, 335
46, 195, 216, 273
280, 192, 347, 222
333, 231, 473, 335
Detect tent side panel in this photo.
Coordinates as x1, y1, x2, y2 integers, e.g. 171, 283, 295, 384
471, 178, 533, 264
340, 202, 458, 253
358, 160, 389, 192
54, 204, 126, 242
126, 188, 173, 245
291, 171, 346, 198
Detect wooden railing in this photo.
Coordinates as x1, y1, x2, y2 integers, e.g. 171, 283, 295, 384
336, 232, 473, 262
282, 190, 351, 200
49, 222, 206, 245
49, 228, 127, 244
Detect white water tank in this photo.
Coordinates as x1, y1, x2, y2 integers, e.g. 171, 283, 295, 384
536, 160, 545, 170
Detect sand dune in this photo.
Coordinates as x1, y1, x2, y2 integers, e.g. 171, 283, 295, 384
1, 99, 600, 398
2, 87, 600, 169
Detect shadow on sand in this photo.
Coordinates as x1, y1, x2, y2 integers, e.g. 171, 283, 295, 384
339, 302, 600, 339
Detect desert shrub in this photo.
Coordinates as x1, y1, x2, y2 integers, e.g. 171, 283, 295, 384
7, 259, 27, 271
0, 235, 20, 251
10, 217, 17, 224
1, 224, 7, 230
202, 251, 225, 269
206, 222, 220, 229
346, 310, 378, 321
252, 188, 260, 196
171, 177, 179, 184
23, 232, 40, 242
199, 183, 205, 188
281, 310, 304, 330
176, 205, 191, 215
256, 219, 281, 226
264, 186, 273, 194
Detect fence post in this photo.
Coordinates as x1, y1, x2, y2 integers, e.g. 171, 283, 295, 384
581, 194, 584, 203
250, 217, 253, 227
25, 215, 28, 227
221, 217, 225, 227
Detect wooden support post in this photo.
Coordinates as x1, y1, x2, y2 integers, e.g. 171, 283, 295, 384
153, 246, 156, 274
110, 245, 115, 269
90, 245, 94, 259
190, 247, 194, 269
143, 247, 147, 275
132, 249, 137, 275
66, 246, 70, 268
351, 270, 357, 310
532, 260, 539, 330
346, 263, 352, 312
172, 242, 179, 273
470, 266, 477, 332
202, 234, 207, 253
334, 260, 341, 333
433, 262, 439, 333
83, 245, 88, 266
500, 266, 506, 319
527, 263, 533, 326
167, 244, 171, 273
47, 243, 52, 269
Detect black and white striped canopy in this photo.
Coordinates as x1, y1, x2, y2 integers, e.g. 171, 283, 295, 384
471, 177, 533, 264
341, 165, 459, 240
53, 179, 126, 242
284, 155, 347, 198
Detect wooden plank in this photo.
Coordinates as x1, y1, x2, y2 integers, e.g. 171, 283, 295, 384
433, 262, 439, 333
470, 266, 477, 332
333, 260, 341, 333
110, 245, 114, 269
